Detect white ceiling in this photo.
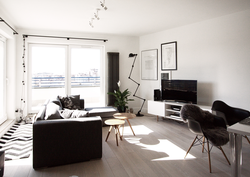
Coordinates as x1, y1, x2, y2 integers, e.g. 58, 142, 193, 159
1, 0, 250, 36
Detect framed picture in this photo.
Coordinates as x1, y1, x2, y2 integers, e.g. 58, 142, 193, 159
141, 49, 158, 80
161, 41, 177, 70
161, 72, 169, 80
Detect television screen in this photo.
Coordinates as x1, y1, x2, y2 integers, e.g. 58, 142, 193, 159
161, 80, 197, 104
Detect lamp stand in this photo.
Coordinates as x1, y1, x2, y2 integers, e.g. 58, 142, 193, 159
128, 53, 146, 117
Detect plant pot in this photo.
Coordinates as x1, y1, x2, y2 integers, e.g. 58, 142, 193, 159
118, 107, 126, 113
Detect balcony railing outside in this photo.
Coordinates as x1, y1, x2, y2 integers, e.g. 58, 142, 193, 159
32, 76, 100, 88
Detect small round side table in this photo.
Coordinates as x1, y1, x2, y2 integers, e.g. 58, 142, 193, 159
105, 119, 125, 146
113, 113, 136, 137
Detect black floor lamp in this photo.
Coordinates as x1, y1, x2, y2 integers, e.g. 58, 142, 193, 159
128, 53, 146, 117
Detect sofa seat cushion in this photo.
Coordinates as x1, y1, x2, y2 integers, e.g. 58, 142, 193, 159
85, 107, 118, 118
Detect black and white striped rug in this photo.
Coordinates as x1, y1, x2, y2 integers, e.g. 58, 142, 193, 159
0, 123, 32, 161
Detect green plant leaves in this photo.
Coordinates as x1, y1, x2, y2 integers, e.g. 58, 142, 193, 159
107, 88, 134, 110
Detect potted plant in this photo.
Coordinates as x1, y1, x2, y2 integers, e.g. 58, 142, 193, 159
108, 81, 134, 112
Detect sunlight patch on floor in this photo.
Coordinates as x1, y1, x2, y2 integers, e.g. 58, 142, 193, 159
123, 124, 195, 161
122, 125, 153, 136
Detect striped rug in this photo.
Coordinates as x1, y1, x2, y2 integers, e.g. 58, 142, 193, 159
0, 123, 32, 161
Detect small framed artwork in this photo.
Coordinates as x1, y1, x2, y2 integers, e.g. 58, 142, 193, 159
161, 41, 177, 70
141, 49, 158, 80
161, 73, 169, 80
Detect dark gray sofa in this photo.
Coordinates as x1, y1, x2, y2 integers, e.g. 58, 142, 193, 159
33, 95, 118, 169
33, 117, 102, 169
35, 96, 118, 125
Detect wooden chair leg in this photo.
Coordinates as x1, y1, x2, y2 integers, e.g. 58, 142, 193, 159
202, 136, 205, 153
244, 135, 250, 144
218, 146, 231, 165
207, 140, 212, 173
184, 136, 198, 158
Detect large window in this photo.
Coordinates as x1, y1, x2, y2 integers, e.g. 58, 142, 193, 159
30, 44, 66, 111
29, 43, 104, 112
0, 35, 7, 124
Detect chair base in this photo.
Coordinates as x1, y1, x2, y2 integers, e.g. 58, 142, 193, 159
184, 135, 230, 173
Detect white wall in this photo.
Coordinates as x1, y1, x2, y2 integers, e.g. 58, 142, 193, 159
15, 29, 140, 116
140, 10, 250, 110
5, 8, 250, 118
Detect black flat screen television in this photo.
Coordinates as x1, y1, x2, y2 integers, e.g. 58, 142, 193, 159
161, 80, 197, 104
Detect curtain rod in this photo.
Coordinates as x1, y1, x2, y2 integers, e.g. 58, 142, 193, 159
0, 17, 18, 35
23, 34, 108, 42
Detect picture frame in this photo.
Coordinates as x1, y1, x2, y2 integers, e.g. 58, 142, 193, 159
141, 49, 158, 80
161, 41, 177, 70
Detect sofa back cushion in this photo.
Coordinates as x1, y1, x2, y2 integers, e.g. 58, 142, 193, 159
45, 102, 62, 120
35, 105, 47, 121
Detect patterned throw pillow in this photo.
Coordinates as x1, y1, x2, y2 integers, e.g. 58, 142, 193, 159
59, 95, 81, 110
59, 96, 73, 109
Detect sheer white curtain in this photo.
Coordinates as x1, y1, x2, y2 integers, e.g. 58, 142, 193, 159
0, 36, 7, 125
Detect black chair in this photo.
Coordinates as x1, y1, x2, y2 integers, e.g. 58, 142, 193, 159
180, 104, 231, 173
212, 100, 250, 144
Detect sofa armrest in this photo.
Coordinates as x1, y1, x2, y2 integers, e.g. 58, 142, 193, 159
33, 116, 102, 169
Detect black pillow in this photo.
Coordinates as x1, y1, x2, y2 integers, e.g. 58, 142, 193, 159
68, 95, 81, 109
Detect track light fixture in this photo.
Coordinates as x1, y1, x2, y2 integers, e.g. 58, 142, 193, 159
88, 0, 108, 28
94, 9, 100, 20
89, 18, 94, 28
100, 0, 108, 10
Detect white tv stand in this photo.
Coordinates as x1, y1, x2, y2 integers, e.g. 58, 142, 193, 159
147, 100, 211, 122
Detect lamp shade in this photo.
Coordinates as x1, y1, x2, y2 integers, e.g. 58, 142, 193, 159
129, 53, 137, 57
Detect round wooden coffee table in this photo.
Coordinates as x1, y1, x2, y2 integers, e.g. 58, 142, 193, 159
105, 119, 125, 146
113, 113, 136, 137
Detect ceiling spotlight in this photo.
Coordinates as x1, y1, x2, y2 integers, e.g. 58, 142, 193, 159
100, 0, 108, 10
94, 9, 100, 20
89, 18, 94, 28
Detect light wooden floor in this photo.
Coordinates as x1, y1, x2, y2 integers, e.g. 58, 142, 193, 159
3, 114, 250, 177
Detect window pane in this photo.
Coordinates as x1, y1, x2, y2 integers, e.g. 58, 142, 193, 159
71, 47, 101, 107
31, 45, 66, 111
